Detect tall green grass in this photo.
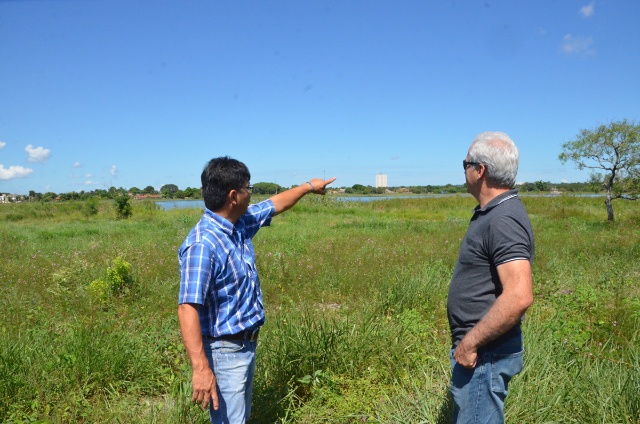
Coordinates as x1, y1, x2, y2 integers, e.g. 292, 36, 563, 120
0, 195, 638, 423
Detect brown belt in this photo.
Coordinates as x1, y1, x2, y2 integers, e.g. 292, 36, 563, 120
205, 328, 260, 342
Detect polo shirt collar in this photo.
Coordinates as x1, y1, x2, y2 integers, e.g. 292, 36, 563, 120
475, 189, 519, 213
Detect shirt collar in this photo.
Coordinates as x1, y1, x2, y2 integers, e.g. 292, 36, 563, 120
474, 189, 519, 213
204, 208, 237, 236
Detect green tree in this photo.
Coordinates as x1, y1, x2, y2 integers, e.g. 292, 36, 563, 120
559, 119, 640, 221
42, 192, 57, 202
183, 187, 198, 198
143, 185, 156, 194
535, 181, 550, 191
253, 182, 284, 195
92, 189, 107, 198
84, 197, 99, 217
352, 184, 369, 194
160, 184, 179, 198
113, 194, 132, 219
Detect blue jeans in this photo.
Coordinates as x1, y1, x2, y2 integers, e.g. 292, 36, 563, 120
449, 337, 523, 424
203, 338, 258, 424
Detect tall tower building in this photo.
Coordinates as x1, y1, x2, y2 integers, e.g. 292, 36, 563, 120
375, 173, 388, 188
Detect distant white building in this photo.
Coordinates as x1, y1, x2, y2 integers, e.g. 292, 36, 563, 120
0, 194, 18, 203
375, 173, 388, 188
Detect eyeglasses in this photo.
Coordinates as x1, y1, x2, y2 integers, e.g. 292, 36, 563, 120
241, 185, 253, 193
463, 160, 481, 170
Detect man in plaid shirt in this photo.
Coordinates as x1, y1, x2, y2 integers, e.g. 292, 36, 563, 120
178, 156, 335, 424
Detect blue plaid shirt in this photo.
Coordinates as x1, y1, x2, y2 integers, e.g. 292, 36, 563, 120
178, 200, 275, 337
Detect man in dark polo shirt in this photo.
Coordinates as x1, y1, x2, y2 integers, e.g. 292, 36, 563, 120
447, 132, 535, 423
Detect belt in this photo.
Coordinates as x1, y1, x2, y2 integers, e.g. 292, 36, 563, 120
205, 328, 260, 342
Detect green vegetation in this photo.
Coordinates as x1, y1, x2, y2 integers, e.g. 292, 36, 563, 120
0, 179, 615, 204
1, 195, 638, 423
113, 194, 133, 220
560, 119, 640, 221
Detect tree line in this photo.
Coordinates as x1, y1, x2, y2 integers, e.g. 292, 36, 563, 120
2, 120, 638, 221
1, 180, 604, 203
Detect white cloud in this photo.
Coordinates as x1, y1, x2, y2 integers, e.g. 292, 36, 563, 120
580, 2, 595, 18
110, 165, 118, 176
85, 173, 93, 178
85, 180, 99, 185
0, 141, 6, 149
25, 144, 52, 163
0, 164, 34, 180
73, 162, 82, 168
561, 34, 595, 56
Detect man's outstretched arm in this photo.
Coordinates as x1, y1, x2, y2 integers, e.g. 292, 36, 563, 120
270, 177, 336, 216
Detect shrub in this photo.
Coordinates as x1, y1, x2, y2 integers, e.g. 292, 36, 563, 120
87, 257, 135, 302
83, 197, 99, 217
87, 278, 111, 303
107, 256, 134, 294
114, 194, 132, 219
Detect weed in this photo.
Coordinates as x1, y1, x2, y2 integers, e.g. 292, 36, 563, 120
87, 257, 135, 303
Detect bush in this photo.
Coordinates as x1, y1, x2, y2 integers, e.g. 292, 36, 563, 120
87, 257, 135, 302
114, 194, 132, 219
83, 197, 99, 217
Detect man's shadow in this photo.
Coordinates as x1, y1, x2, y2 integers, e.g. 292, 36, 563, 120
436, 393, 453, 424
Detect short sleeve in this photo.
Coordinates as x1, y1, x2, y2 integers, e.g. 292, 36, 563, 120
178, 242, 214, 305
241, 199, 275, 238
488, 215, 533, 266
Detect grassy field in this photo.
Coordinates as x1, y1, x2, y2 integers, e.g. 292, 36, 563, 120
1, 195, 638, 423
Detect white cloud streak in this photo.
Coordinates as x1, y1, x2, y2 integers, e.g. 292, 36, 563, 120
580, 2, 595, 18
0, 164, 34, 180
0, 141, 6, 149
561, 34, 595, 56
25, 144, 52, 163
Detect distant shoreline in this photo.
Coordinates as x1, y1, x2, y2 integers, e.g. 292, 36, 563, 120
155, 192, 605, 210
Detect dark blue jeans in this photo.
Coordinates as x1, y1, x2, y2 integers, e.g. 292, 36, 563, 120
449, 334, 523, 424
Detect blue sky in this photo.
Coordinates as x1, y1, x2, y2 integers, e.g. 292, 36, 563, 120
1, 1, 639, 194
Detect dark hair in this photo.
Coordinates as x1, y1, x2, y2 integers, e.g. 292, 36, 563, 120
201, 156, 250, 211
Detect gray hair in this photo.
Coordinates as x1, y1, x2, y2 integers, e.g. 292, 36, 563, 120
468, 131, 519, 188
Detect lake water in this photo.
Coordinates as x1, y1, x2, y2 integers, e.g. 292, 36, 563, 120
157, 195, 462, 210
157, 200, 206, 210
156, 193, 601, 211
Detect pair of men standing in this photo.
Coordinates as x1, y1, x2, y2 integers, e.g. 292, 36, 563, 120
178, 131, 534, 424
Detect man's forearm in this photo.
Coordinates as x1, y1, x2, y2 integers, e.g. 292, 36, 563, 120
460, 294, 528, 349
270, 183, 313, 215
454, 260, 533, 368
177, 303, 218, 409
177, 303, 209, 371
